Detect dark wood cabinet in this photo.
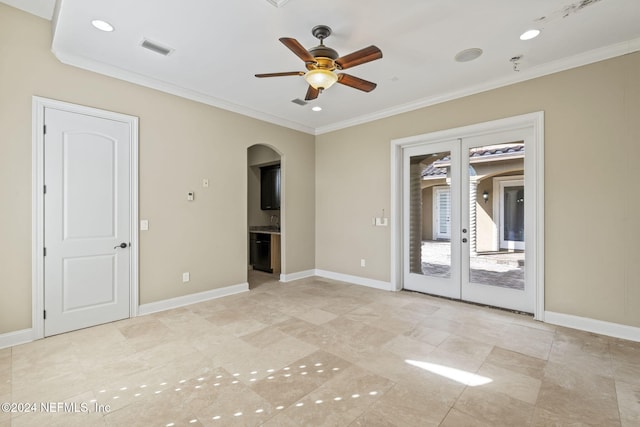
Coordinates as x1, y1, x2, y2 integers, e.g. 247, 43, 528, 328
260, 164, 280, 210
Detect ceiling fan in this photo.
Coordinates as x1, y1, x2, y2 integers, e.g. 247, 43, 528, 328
255, 25, 382, 101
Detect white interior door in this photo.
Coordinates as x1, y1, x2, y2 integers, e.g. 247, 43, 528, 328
403, 129, 535, 313
44, 107, 131, 336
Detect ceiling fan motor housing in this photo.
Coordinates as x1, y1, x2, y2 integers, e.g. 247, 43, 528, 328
308, 25, 339, 69
308, 45, 339, 61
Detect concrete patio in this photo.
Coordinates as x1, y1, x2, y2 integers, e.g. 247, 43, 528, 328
419, 240, 525, 290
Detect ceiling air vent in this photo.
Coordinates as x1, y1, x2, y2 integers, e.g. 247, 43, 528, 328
141, 39, 174, 56
291, 98, 308, 106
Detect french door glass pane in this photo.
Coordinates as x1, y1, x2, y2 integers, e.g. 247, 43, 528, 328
467, 143, 525, 290
409, 151, 451, 278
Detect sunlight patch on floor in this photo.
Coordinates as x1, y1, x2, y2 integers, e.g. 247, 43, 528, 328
405, 359, 492, 386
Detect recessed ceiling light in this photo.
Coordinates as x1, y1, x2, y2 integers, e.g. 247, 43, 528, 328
312, 106, 322, 112
91, 20, 114, 32
454, 48, 483, 63
520, 29, 540, 41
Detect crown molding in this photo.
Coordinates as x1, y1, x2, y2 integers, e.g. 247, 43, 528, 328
314, 37, 640, 135
51, 35, 639, 137
51, 50, 316, 135
1, 0, 55, 20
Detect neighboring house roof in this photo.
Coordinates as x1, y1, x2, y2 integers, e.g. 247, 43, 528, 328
421, 144, 524, 178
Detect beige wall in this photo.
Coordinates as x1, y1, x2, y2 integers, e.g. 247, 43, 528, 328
316, 52, 640, 328
0, 5, 315, 334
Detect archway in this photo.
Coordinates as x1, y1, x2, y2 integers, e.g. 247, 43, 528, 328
247, 144, 283, 288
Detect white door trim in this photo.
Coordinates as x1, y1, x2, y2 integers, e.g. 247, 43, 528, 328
391, 112, 545, 320
32, 97, 139, 340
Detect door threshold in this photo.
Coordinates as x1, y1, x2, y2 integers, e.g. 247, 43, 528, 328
401, 289, 534, 317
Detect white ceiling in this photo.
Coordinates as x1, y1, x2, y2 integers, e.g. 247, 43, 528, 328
4, 0, 640, 134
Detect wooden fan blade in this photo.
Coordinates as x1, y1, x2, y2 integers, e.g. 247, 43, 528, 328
305, 85, 320, 101
255, 71, 305, 78
337, 73, 377, 92
280, 38, 316, 63
335, 45, 382, 70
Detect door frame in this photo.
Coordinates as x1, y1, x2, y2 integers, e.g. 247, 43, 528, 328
391, 112, 545, 320
32, 96, 140, 339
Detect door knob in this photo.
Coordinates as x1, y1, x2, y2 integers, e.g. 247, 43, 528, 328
114, 242, 128, 249
462, 238, 468, 243
462, 228, 467, 233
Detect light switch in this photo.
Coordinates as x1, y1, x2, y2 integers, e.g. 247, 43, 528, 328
140, 220, 149, 231
202, 179, 209, 188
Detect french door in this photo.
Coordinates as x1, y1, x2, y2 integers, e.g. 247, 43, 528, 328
403, 128, 536, 313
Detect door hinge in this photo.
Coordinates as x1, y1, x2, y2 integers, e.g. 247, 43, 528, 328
43, 124, 47, 135
43, 185, 47, 194
43, 247, 47, 256
43, 310, 46, 320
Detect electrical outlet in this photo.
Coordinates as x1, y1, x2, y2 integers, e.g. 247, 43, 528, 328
182, 272, 190, 282
140, 219, 149, 231
202, 178, 209, 188
360, 259, 366, 267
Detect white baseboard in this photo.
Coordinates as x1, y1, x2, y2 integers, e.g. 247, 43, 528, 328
0, 328, 34, 350
138, 282, 249, 316
314, 269, 394, 291
545, 311, 640, 342
279, 269, 315, 282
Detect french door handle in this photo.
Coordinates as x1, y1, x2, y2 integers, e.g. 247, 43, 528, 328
114, 242, 129, 249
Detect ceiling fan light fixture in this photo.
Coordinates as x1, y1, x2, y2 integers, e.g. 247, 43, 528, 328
304, 69, 338, 90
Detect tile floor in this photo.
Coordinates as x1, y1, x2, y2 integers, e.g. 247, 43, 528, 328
1, 271, 639, 426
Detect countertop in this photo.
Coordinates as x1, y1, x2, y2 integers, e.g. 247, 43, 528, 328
249, 226, 281, 235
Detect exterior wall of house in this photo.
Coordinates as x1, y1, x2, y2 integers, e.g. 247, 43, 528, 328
420, 177, 447, 241
0, 5, 316, 335
475, 178, 495, 252
421, 187, 434, 240
316, 51, 640, 328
